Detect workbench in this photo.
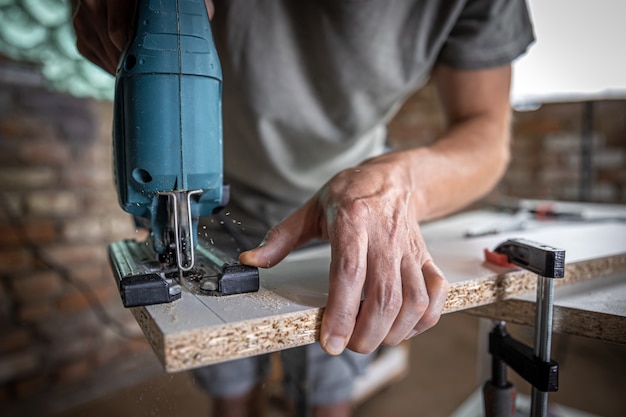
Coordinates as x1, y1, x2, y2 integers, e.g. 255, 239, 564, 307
130, 204, 626, 372
467, 272, 625, 345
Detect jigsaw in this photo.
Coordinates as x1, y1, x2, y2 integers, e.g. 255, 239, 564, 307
108, 0, 259, 308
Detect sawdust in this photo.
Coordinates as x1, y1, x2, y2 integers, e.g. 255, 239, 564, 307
248, 289, 290, 312
163, 301, 179, 322
211, 288, 288, 312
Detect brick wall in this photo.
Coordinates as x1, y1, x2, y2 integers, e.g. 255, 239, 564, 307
0, 61, 152, 415
389, 83, 626, 205
502, 100, 626, 203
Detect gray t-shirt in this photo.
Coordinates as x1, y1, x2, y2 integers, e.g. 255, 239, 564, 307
212, 0, 534, 226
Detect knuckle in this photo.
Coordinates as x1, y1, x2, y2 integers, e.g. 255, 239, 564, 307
440, 277, 452, 294
338, 197, 371, 222
326, 298, 357, 323
330, 306, 355, 326
264, 226, 280, 241
419, 310, 442, 330
382, 334, 403, 347
348, 338, 377, 355
263, 224, 286, 244
403, 288, 429, 313
334, 256, 365, 284
373, 281, 402, 317
430, 274, 451, 301
408, 236, 425, 257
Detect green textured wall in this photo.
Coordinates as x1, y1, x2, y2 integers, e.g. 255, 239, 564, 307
0, 0, 113, 100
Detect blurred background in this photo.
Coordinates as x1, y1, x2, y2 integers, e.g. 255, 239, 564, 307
0, 1, 624, 416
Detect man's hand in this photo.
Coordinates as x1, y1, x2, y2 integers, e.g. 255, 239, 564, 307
240, 64, 513, 356
240, 151, 450, 355
71, 0, 135, 74
70, 0, 215, 75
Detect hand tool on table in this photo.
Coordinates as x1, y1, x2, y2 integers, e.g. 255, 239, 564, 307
483, 238, 564, 417
465, 199, 626, 238
108, 0, 258, 308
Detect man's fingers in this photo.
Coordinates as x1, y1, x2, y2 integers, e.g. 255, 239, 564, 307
204, 0, 215, 19
107, 0, 135, 51
238, 223, 297, 269
382, 256, 429, 346
347, 250, 402, 353
406, 260, 449, 338
239, 202, 317, 268
320, 219, 368, 356
73, 0, 120, 74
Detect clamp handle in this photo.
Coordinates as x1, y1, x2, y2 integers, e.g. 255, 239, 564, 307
493, 238, 565, 278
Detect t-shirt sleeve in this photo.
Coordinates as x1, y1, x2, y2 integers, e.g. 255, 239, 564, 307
438, 0, 535, 69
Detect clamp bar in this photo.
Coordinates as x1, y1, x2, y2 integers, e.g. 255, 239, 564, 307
531, 275, 556, 416
484, 238, 565, 417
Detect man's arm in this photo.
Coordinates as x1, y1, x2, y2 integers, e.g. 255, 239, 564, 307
419, 64, 512, 220
240, 64, 513, 354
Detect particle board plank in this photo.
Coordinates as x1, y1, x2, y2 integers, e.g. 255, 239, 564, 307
466, 272, 626, 344
129, 210, 626, 372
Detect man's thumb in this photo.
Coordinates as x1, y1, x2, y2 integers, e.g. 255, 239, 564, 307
239, 206, 313, 268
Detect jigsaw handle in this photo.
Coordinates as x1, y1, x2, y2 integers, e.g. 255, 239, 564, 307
113, 0, 224, 259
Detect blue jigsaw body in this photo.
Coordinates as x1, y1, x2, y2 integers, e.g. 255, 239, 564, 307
113, 0, 224, 269
108, 0, 259, 308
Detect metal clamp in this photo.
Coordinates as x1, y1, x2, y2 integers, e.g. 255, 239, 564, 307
483, 238, 566, 417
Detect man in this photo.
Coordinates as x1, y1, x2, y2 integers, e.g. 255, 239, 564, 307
72, 1, 533, 416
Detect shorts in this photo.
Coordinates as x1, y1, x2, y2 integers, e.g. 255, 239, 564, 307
193, 343, 374, 406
